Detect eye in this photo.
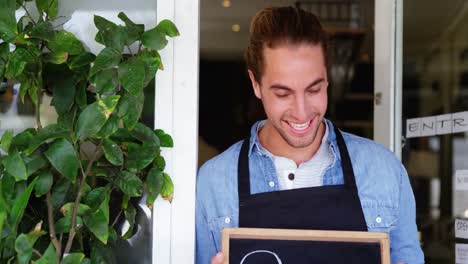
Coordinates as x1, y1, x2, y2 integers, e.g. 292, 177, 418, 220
307, 87, 320, 94
275, 92, 290, 98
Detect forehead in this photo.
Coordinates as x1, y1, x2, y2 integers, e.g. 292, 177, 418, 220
261, 43, 327, 82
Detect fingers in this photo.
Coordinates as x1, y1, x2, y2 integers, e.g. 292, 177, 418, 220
211, 252, 224, 264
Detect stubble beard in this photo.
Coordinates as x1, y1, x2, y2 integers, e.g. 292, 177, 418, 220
274, 116, 323, 149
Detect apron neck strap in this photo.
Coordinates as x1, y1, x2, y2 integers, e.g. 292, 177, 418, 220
238, 139, 251, 202
238, 123, 357, 200
333, 125, 357, 188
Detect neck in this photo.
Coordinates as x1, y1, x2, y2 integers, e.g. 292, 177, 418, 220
259, 120, 326, 166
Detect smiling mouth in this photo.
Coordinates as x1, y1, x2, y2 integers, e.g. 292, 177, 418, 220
288, 120, 311, 131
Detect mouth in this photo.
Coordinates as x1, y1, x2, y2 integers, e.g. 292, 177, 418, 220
285, 118, 314, 135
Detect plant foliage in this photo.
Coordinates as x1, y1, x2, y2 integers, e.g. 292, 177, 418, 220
0, 1, 178, 263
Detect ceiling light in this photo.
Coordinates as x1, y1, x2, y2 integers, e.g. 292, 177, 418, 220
232, 24, 240, 32
222, 0, 231, 8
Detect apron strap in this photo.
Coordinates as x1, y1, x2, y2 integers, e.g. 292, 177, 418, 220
238, 139, 251, 203
238, 123, 357, 200
333, 125, 357, 188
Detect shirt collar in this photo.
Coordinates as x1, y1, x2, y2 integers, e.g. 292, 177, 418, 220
248, 118, 341, 162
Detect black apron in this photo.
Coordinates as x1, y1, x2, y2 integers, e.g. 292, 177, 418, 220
235, 126, 379, 263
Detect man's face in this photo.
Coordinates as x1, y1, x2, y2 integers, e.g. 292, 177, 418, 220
249, 43, 328, 149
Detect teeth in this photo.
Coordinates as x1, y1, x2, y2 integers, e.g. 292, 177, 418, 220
289, 121, 310, 130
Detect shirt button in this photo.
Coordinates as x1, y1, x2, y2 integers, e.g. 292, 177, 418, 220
376, 216, 382, 223
288, 173, 295, 181
269, 181, 275, 187
224, 217, 231, 224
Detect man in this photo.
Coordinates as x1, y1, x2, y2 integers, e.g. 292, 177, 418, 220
196, 6, 424, 264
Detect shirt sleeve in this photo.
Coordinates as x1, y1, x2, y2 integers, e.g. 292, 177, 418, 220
390, 164, 425, 264
196, 192, 217, 264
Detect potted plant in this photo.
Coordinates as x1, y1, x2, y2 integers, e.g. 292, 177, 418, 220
0, 0, 177, 262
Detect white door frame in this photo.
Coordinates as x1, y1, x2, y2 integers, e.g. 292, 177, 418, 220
153, 0, 199, 263
374, 0, 403, 159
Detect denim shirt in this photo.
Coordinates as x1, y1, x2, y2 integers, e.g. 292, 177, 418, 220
196, 120, 424, 264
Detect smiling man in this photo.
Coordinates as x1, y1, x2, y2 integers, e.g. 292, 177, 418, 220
196, 6, 424, 264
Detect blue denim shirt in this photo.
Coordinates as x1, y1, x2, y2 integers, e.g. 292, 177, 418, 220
196, 120, 424, 264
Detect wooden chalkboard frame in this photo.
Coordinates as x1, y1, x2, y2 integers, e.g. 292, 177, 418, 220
222, 228, 390, 264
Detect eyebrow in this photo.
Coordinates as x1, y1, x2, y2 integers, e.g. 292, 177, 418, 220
270, 78, 326, 91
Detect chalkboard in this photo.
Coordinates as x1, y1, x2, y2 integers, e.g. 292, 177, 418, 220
222, 228, 390, 264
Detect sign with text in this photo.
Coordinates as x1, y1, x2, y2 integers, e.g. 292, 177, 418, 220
456, 244, 468, 264
222, 228, 390, 264
406, 111, 468, 138
456, 170, 468, 191
456, 219, 468, 240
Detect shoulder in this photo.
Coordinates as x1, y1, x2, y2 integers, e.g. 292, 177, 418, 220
340, 131, 404, 197
341, 131, 401, 169
197, 140, 243, 192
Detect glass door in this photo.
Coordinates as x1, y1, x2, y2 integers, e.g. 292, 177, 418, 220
401, 1, 468, 263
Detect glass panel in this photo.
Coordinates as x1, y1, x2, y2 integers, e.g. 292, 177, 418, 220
402, 1, 468, 263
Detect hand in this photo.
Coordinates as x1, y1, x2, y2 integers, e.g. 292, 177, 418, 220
211, 252, 224, 264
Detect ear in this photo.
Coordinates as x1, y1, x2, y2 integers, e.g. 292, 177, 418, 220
248, 69, 262, 99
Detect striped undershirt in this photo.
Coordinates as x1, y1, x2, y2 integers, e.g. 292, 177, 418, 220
257, 121, 334, 190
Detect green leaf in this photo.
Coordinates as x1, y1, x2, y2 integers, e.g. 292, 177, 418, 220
1, 129, 14, 153
60, 203, 91, 217
36, 0, 58, 19
118, 92, 144, 130
146, 167, 163, 207
117, 171, 143, 197
154, 155, 166, 170
118, 57, 146, 96
156, 19, 180, 37
10, 129, 34, 153
121, 203, 136, 239
75, 82, 87, 109
96, 114, 118, 138
142, 27, 167, 50
91, 240, 116, 264
11, 177, 38, 228
76, 95, 120, 139
133, 123, 159, 146
34, 172, 53, 197
29, 21, 55, 41
55, 216, 83, 234
35, 243, 58, 264
161, 173, 174, 203
0, 42, 9, 78
62, 253, 85, 264
89, 47, 121, 77
155, 129, 174, 147
93, 15, 128, 51
138, 50, 162, 86
44, 51, 69, 64
51, 77, 76, 114
27, 79, 39, 106
25, 124, 68, 155
3, 152, 27, 181
51, 177, 71, 210
68, 52, 96, 70
1, 172, 15, 208
25, 155, 48, 177
48, 31, 84, 55
83, 208, 109, 244
102, 139, 123, 165
0, 0, 17, 42
94, 68, 118, 94
5, 48, 35, 78
45, 138, 79, 183
118, 12, 144, 45
126, 142, 158, 171
84, 187, 107, 211
15, 228, 45, 264
0, 211, 6, 242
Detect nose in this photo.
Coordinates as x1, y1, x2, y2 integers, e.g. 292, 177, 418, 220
291, 94, 308, 121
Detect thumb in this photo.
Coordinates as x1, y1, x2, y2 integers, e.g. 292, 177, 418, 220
211, 252, 224, 264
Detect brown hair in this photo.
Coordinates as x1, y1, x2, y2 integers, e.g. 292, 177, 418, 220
245, 6, 329, 83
